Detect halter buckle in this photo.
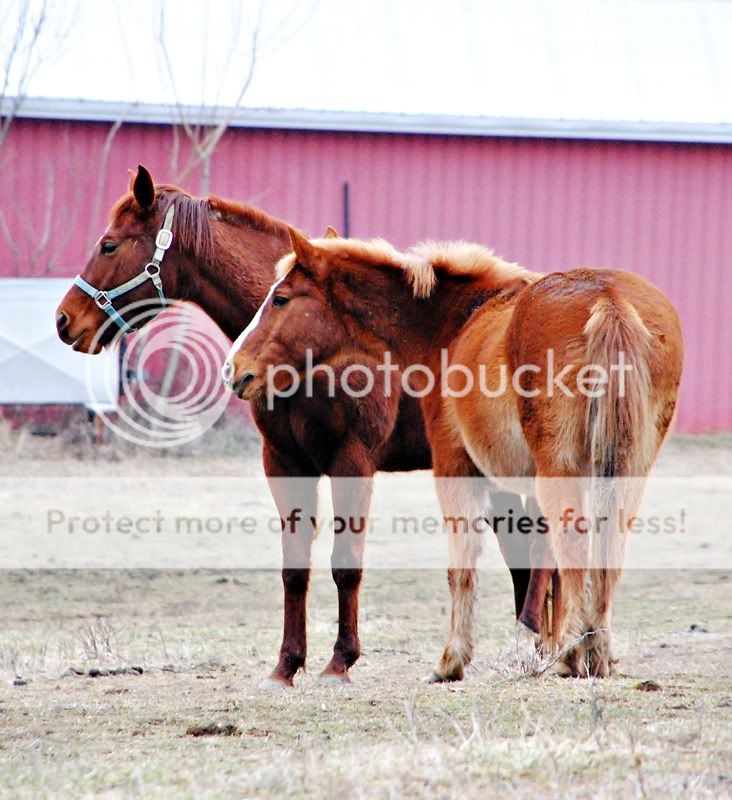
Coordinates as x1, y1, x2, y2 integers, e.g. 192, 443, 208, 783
94, 290, 111, 309
155, 229, 173, 250
145, 263, 161, 277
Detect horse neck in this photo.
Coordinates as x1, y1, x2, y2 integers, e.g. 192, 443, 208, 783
176, 219, 291, 341
411, 291, 477, 359
351, 280, 480, 364
393, 277, 530, 363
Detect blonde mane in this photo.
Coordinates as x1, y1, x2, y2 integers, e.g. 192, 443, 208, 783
409, 240, 539, 295
275, 237, 539, 298
275, 237, 403, 277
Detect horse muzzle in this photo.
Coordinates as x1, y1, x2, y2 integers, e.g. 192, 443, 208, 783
223, 353, 262, 400
55, 301, 111, 354
232, 371, 256, 399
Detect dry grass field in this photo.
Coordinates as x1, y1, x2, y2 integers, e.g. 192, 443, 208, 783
1, 430, 731, 798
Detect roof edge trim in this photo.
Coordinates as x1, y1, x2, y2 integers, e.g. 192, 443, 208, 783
6, 96, 732, 144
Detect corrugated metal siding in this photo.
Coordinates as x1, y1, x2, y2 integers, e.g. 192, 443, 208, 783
1, 119, 729, 432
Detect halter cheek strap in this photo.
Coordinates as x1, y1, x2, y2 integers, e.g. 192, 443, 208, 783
74, 204, 175, 334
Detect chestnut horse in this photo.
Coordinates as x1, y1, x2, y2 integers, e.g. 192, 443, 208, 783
55, 166, 548, 685
226, 230, 682, 679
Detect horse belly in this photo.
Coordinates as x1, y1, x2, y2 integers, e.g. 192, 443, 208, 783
377, 395, 432, 472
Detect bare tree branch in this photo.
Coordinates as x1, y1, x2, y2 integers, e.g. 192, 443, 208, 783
0, 0, 49, 149
46, 143, 83, 274
169, 121, 180, 179
213, 2, 244, 109
156, 4, 195, 142
86, 117, 125, 253
0, 209, 21, 273
31, 163, 55, 273
0, 1, 29, 108
199, 30, 258, 157
153, 0, 262, 395
156, 1, 260, 192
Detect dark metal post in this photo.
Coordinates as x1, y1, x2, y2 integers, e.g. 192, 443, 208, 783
342, 181, 350, 238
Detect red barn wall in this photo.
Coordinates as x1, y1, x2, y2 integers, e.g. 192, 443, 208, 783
1, 117, 729, 432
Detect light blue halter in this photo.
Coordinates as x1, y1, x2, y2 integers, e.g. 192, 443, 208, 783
74, 204, 176, 334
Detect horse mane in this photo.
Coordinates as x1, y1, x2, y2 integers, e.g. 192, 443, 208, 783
409, 240, 539, 295
109, 184, 290, 264
275, 237, 539, 298
275, 237, 406, 280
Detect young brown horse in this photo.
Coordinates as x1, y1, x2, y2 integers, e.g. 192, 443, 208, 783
437, 256, 683, 678
226, 231, 682, 679
56, 166, 548, 685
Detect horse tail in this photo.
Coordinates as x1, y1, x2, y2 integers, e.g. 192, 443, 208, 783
583, 294, 653, 621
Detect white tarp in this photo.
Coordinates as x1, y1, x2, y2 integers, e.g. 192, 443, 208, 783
0, 278, 118, 406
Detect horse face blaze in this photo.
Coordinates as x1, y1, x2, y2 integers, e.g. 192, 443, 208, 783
228, 270, 339, 401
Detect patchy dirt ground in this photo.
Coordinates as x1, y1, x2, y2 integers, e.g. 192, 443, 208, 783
0, 433, 731, 798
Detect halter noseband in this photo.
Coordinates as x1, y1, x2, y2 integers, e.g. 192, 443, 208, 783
74, 204, 176, 334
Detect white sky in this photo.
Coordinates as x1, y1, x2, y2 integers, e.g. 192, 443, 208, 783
4, 0, 732, 123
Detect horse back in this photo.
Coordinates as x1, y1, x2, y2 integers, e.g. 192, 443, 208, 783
508, 268, 682, 403
506, 268, 683, 475
449, 268, 683, 479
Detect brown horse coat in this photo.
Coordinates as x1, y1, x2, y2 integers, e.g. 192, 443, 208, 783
56, 167, 545, 686
228, 231, 683, 679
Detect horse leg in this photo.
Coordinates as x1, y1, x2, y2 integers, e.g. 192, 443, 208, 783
490, 491, 557, 638
264, 447, 318, 687
584, 480, 641, 677
585, 566, 623, 678
518, 496, 557, 649
320, 445, 374, 683
489, 490, 532, 619
535, 476, 590, 677
429, 472, 490, 683
488, 490, 546, 667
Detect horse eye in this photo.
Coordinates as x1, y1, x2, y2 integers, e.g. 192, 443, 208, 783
272, 295, 289, 307
101, 241, 118, 256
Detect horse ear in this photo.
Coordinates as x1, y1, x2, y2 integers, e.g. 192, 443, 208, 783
288, 226, 318, 265
324, 225, 339, 239
132, 164, 155, 210
127, 169, 136, 192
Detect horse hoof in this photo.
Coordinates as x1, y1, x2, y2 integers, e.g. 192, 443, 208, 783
515, 621, 543, 674
586, 654, 616, 678
426, 670, 462, 684
318, 670, 352, 686
261, 675, 294, 690
585, 632, 617, 678
550, 659, 577, 679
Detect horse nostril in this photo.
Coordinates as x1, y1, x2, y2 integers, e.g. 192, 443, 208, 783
56, 312, 69, 333
232, 372, 255, 397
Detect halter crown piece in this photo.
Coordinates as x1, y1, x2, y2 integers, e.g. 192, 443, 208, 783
73, 204, 176, 334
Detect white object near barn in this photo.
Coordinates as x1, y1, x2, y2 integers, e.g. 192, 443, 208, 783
0, 279, 118, 407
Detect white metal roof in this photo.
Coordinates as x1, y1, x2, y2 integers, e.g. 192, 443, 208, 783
12, 96, 732, 144
5, 0, 732, 139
